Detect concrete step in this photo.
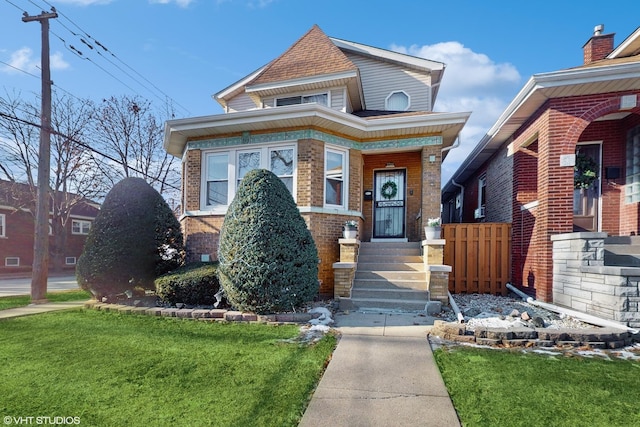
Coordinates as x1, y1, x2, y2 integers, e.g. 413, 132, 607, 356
358, 242, 421, 257
355, 270, 427, 282
604, 235, 640, 245
348, 297, 430, 311
353, 278, 426, 290
351, 287, 429, 300
356, 262, 424, 272
357, 254, 423, 264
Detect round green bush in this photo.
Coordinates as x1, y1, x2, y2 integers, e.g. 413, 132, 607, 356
217, 169, 319, 314
76, 177, 185, 299
155, 262, 220, 306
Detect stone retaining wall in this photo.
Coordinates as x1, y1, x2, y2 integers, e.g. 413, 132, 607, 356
430, 320, 635, 349
84, 301, 321, 324
551, 232, 640, 328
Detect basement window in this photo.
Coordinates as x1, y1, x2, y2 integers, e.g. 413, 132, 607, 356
5, 257, 19, 267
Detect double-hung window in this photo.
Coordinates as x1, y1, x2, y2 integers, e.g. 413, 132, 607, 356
324, 146, 348, 208
0, 214, 5, 237
203, 144, 296, 211
72, 219, 91, 235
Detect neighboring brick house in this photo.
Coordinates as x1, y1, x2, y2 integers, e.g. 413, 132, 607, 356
164, 25, 469, 297
442, 25, 640, 303
0, 180, 100, 274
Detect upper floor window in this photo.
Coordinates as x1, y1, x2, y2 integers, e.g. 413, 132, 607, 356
276, 93, 328, 107
324, 146, 348, 208
203, 144, 296, 211
72, 220, 91, 235
385, 91, 410, 111
0, 214, 5, 237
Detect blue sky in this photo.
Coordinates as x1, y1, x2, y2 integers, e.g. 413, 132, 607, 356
1, 0, 638, 183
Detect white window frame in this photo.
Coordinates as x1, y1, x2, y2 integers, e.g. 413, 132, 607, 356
385, 90, 410, 111
0, 213, 5, 238
275, 92, 329, 107
324, 145, 349, 209
72, 219, 91, 235
5, 257, 19, 267
65, 257, 77, 265
201, 143, 297, 213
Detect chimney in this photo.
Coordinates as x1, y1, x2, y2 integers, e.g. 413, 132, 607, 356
583, 24, 615, 65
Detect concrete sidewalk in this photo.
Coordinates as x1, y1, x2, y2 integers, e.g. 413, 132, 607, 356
299, 311, 461, 427
0, 300, 86, 320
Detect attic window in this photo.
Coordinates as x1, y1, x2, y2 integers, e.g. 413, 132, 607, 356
385, 91, 410, 111
276, 93, 328, 107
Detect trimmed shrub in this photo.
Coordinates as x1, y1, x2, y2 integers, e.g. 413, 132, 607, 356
217, 169, 319, 314
155, 262, 220, 306
76, 177, 185, 299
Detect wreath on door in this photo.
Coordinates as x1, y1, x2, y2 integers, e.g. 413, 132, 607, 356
381, 180, 398, 199
574, 153, 598, 190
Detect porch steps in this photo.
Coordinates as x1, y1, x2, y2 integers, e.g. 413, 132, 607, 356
604, 236, 640, 267
347, 242, 430, 312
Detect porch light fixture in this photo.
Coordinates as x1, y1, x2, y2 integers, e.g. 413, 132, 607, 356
385, 162, 395, 168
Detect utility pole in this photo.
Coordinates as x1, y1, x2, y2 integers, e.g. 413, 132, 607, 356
23, 8, 58, 303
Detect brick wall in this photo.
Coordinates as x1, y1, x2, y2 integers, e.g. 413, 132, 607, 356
486, 145, 513, 223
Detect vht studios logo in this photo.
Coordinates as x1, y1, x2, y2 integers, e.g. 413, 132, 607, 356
4, 416, 81, 425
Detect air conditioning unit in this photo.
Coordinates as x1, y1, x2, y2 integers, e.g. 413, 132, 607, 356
474, 207, 485, 219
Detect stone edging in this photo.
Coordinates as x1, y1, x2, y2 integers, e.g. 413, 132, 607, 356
430, 320, 638, 349
84, 301, 321, 324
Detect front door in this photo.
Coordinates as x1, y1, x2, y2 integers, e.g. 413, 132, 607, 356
573, 143, 601, 232
373, 170, 406, 238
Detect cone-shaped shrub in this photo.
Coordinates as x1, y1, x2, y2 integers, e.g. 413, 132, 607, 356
218, 169, 319, 313
76, 177, 185, 298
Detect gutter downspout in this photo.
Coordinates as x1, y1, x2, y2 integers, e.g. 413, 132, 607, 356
442, 137, 464, 223
506, 283, 639, 334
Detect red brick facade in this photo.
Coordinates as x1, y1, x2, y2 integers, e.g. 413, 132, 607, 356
180, 133, 441, 297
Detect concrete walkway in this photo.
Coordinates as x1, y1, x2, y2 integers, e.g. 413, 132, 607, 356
0, 300, 86, 320
299, 311, 461, 427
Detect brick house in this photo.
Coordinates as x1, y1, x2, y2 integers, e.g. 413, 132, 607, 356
0, 180, 100, 274
164, 25, 469, 298
442, 25, 640, 310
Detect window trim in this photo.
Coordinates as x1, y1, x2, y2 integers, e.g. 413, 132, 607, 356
385, 90, 410, 111
71, 219, 91, 235
5, 257, 19, 267
65, 257, 77, 265
200, 143, 297, 213
0, 213, 5, 238
324, 145, 349, 209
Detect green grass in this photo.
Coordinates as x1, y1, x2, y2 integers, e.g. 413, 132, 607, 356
0, 290, 92, 310
434, 345, 640, 427
0, 309, 336, 426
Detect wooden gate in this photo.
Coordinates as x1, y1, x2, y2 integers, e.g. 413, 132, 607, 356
442, 223, 511, 295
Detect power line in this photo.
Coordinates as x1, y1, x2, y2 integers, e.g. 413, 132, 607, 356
0, 110, 181, 191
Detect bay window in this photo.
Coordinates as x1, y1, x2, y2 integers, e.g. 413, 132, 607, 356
202, 144, 296, 211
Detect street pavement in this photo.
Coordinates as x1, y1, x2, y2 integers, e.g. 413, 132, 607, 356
0, 275, 80, 297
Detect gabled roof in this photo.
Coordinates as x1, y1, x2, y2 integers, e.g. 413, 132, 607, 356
0, 180, 100, 216
442, 26, 640, 200
250, 25, 357, 86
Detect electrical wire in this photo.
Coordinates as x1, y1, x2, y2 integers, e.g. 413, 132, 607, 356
0, 110, 181, 191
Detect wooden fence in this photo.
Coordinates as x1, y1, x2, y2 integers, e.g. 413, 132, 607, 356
442, 223, 511, 295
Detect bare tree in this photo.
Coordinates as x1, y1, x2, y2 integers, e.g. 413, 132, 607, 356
92, 95, 180, 200
0, 91, 109, 271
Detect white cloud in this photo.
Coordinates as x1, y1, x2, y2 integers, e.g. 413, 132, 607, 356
391, 41, 523, 184
0, 48, 69, 74
149, 0, 195, 7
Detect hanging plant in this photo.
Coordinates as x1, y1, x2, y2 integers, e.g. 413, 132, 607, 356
574, 153, 598, 190
380, 180, 398, 200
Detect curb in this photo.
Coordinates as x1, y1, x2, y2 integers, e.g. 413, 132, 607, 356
429, 320, 639, 349
84, 301, 322, 324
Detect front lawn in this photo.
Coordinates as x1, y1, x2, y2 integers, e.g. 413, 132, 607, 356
434, 345, 640, 427
0, 309, 336, 426
0, 290, 92, 311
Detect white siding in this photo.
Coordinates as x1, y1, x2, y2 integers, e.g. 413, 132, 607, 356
330, 88, 345, 111
227, 93, 258, 113
344, 52, 432, 112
